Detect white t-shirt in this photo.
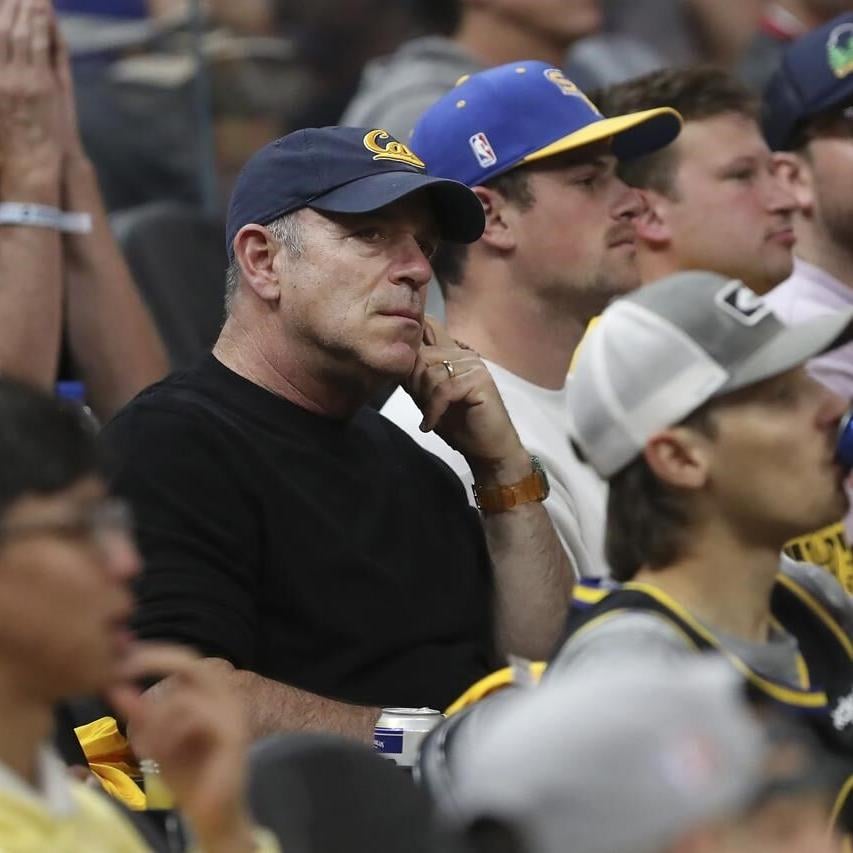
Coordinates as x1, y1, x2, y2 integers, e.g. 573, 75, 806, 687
380, 360, 609, 578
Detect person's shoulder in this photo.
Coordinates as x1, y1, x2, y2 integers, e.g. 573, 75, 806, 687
350, 36, 474, 95
108, 360, 218, 424
549, 609, 695, 678
779, 555, 853, 625
115, 353, 247, 422
573, 609, 696, 649
340, 36, 479, 134
100, 360, 234, 459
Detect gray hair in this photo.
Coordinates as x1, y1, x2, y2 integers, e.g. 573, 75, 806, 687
224, 211, 304, 314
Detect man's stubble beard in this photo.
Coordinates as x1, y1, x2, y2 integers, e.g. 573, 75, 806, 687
541, 262, 641, 324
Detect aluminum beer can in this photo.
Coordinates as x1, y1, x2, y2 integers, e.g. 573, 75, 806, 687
374, 707, 444, 767
838, 408, 853, 471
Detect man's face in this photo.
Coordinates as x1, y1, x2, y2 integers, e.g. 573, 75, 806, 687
509, 147, 644, 319
0, 478, 139, 701
658, 112, 797, 294
274, 195, 438, 385
486, 0, 602, 44
700, 368, 848, 544
801, 109, 853, 250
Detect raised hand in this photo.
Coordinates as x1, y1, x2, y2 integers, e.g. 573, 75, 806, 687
0, 0, 63, 194
48, 5, 85, 164
107, 644, 257, 853
404, 317, 530, 482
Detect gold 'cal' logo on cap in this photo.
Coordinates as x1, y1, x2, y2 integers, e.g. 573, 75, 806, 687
363, 129, 426, 169
543, 68, 600, 114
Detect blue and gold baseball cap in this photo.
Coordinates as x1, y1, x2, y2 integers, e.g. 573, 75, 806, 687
763, 13, 853, 150
225, 126, 486, 258
410, 61, 682, 187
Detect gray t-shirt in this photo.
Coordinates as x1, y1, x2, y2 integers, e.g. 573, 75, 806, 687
549, 558, 853, 685
340, 36, 480, 141
339, 33, 664, 143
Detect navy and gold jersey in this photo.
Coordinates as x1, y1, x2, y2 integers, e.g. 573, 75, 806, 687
563, 574, 853, 836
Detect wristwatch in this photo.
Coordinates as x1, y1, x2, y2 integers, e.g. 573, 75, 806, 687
472, 455, 550, 514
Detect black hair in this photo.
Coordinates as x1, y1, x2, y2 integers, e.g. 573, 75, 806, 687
0, 378, 103, 518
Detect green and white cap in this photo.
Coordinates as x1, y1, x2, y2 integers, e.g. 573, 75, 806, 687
569, 270, 853, 479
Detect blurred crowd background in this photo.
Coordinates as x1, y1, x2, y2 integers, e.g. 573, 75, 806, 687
53, 0, 853, 371
58, 0, 845, 216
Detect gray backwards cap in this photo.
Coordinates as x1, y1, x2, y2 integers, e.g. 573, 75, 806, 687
569, 270, 853, 479
453, 658, 766, 853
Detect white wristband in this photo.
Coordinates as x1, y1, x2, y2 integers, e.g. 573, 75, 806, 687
0, 202, 92, 234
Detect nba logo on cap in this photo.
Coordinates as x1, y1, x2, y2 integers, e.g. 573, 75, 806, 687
469, 132, 497, 169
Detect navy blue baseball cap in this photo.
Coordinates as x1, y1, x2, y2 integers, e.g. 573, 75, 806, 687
410, 61, 682, 187
225, 126, 486, 259
763, 13, 853, 150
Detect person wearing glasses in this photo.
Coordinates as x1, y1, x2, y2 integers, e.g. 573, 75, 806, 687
0, 379, 276, 852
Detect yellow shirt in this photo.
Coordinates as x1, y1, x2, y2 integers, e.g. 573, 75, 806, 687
0, 746, 279, 853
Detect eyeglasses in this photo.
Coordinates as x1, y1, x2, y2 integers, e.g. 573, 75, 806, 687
0, 498, 134, 551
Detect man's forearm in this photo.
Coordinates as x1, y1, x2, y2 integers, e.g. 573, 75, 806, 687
0, 166, 63, 390
62, 156, 168, 421
471, 451, 574, 661
224, 667, 381, 743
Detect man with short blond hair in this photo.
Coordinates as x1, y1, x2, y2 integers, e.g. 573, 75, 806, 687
382, 60, 681, 578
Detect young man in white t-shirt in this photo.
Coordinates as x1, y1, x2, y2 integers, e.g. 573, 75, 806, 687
382, 60, 682, 578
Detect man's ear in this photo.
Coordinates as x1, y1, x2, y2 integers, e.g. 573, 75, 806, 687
643, 425, 710, 491
232, 224, 283, 303
772, 151, 813, 215
471, 185, 517, 252
633, 188, 672, 249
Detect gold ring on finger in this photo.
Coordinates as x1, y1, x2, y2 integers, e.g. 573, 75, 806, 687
442, 359, 455, 379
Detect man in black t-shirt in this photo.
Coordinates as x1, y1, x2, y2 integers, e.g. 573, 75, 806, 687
101, 126, 574, 741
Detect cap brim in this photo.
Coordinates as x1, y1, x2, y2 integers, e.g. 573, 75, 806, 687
522, 107, 682, 165
308, 171, 485, 244
723, 309, 853, 393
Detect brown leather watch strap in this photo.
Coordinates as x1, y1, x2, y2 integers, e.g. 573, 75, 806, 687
472, 456, 549, 513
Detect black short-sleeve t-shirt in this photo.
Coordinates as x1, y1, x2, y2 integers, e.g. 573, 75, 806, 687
100, 355, 497, 710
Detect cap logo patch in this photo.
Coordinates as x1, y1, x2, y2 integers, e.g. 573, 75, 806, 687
714, 279, 771, 326
542, 68, 600, 114
362, 129, 425, 169
828, 22, 853, 79
469, 132, 497, 169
